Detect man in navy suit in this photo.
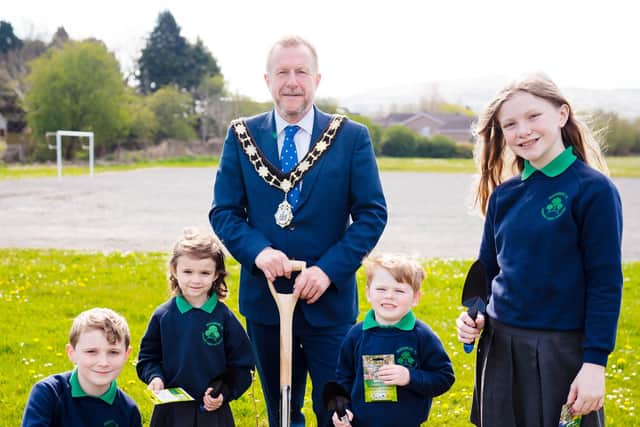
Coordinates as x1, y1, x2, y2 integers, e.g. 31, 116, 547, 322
210, 35, 387, 426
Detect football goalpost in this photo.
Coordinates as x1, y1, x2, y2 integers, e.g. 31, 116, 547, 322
46, 130, 94, 178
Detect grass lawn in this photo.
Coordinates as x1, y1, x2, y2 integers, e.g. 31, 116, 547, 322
1, 155, 638, 180
0, 250, 637, 426
0, 156, 221, 180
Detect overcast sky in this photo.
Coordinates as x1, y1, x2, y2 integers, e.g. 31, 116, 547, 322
4, 0, 639, 102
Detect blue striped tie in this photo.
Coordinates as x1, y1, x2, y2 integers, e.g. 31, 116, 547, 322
281, 125, 301, 208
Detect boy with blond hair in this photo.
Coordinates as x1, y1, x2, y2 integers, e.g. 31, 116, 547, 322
22, 308, 141, 427
331, 254, 454, 427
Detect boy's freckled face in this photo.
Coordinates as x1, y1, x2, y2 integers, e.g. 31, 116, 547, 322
366, 268, 419, 326
66, 329, 131, 396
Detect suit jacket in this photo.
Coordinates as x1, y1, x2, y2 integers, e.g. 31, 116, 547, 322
210, 106, 387, 327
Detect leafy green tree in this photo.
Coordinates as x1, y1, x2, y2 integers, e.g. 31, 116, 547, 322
195, 74, 227, 140
0, 21, 22, 54
137, 11, 220, 93
25, 40, 128, 160
185, 39, 221, 93
591, 110, 640, 155
381, 125, 418, 157
138, 11, 187, 93
123, 88, 158, 146
147, 86, 197, 140
348, 113, 383, 154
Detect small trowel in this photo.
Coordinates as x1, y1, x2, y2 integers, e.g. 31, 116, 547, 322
461, 260, 488, 353
323, 381, 351, 424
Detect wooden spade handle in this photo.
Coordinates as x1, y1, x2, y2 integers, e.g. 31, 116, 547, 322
266, 260, 306, 388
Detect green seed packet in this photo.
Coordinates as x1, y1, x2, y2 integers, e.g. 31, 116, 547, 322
145, 387, 194, 405
363, 354, 397, 402
558, 403, 581, 426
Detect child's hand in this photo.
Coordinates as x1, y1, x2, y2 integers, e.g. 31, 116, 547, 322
331, 408, 353, 427
456, 311, 485, 344
376, 363, 410, 386
566, 363, 605, 416
148, 377, 165, 392
202, 388, 224, 411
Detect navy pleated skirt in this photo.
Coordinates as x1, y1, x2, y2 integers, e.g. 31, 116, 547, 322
470, 318, 605, 427
149, 400, 235, 427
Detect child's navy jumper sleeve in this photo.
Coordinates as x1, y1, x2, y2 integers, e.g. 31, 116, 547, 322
222, 309, 255, 401
576, 172, 623, 366
405, 323, 455, 398
335, 324, 358, 398
479, 192, 499, 298
136, 310, 165, 385
22, 380, 58, 427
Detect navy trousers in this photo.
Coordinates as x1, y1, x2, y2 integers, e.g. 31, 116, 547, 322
247, 311, 352, 427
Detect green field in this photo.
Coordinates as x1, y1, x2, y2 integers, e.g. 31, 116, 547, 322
1, 155, 639, 180
0, 250, 637, 426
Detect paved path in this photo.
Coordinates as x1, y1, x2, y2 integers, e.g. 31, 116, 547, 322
1, 168, 638, 260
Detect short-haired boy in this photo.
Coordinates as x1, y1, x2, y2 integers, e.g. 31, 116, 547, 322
331, 254, 455, 427
22, 307, 142, 427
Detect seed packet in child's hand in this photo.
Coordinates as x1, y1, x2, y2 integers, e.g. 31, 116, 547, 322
558, 403, 581, 427
145, 387, 194, 405
363, 354, 397, 402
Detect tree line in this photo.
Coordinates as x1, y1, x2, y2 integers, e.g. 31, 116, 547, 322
1, 15, 639, 162
0, 12, 273, 161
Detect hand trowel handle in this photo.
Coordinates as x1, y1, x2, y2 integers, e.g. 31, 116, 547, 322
463, 306, 479, 354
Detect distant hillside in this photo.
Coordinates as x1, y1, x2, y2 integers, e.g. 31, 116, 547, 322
339, 77, 640, 119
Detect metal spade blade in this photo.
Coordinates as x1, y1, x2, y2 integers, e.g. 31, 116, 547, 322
461, 260, 488, 353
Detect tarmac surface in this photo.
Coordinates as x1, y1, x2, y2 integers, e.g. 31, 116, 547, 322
1, 168, 638, 260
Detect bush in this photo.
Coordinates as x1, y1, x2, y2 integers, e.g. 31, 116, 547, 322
415, 135, 457, 158
147, 86, 197, 141
381, 125, 418, 157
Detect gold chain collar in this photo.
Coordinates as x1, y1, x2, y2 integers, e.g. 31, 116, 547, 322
231, 114, 347, 193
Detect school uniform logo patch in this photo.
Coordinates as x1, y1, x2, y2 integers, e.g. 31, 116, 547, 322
541, 192, 568, 220
103, 421, 119, 427
395, 346, 418, 368
202, 322, 223, 346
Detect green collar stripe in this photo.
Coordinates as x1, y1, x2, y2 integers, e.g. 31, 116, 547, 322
176, 294, 218, 314
69, 368, 117, 404
522, 146, 577, 180
362, 309, 416, 331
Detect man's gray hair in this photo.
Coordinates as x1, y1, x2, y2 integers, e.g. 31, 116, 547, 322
266, 35, 319, 73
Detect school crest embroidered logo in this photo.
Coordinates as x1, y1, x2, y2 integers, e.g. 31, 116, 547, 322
202, 322, 223, 346
104, 421, 119, 427
541, 192, 568, 221
395, 346, 418, 368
